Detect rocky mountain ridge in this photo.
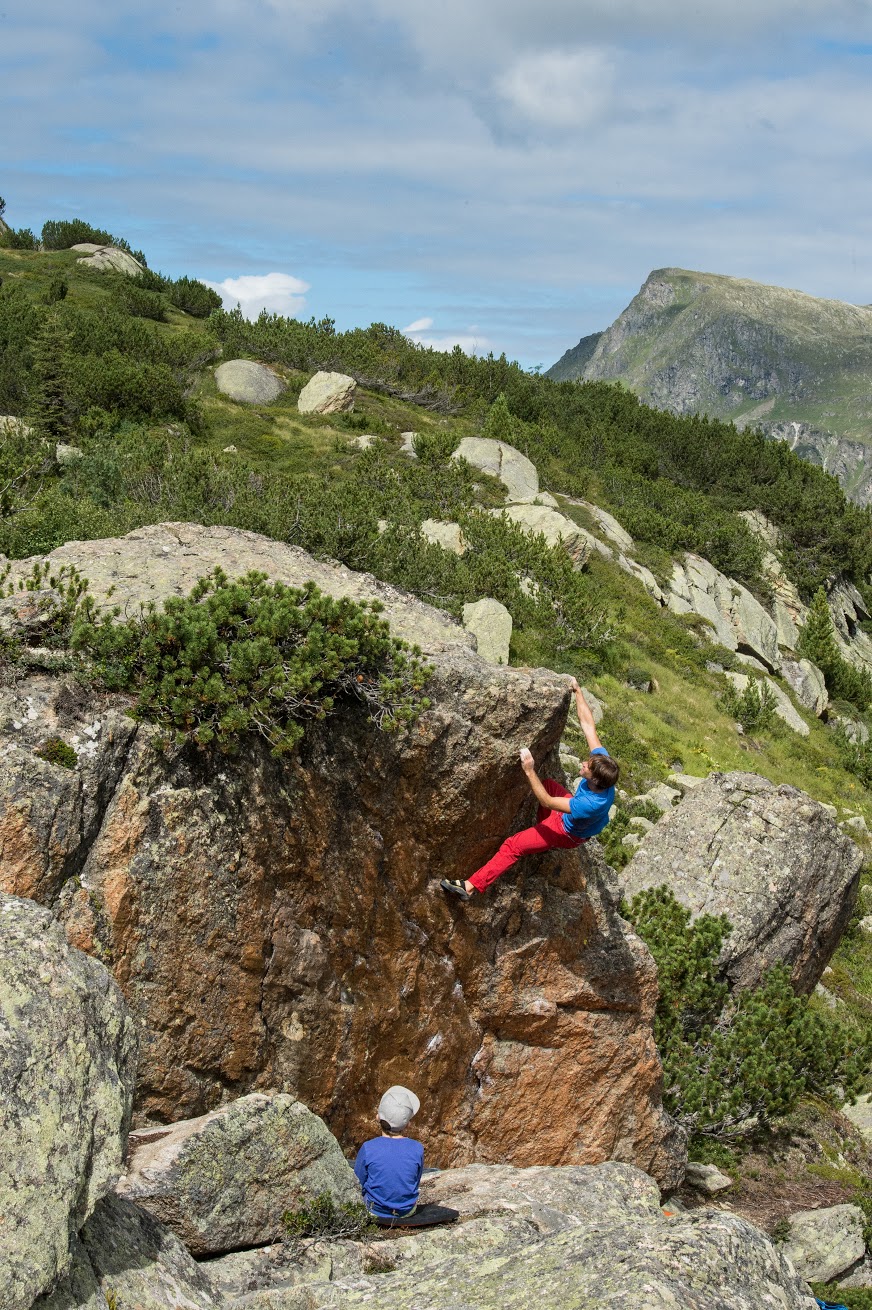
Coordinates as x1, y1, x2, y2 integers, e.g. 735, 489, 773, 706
548, 267, 872, 504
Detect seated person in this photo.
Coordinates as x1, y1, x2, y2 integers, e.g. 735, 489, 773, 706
354, 1086, 424, 1220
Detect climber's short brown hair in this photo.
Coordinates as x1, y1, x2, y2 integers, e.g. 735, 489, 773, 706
587, 753, 619, 791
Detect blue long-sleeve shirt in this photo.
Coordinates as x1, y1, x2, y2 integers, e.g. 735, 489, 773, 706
353, 1136, 424, 1216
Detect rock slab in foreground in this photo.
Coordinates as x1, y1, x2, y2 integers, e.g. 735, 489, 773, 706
310, 1162, 818, 1310
781, 1202, 866, 1283
117, 1093, 359, 1255
462, 597, 512, 665
0, 894, 137, 1310
215, 360, 286, 405
620, 771, 862, 993
0, 525, 681, 1187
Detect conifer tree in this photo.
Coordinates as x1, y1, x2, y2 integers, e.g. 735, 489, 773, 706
483, 392, 515, 444
798, 587, 841, 673
27, 310, 74, 444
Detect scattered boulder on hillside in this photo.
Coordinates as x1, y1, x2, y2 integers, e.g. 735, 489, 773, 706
297, 370, 356, 414
0, 525, 683, 1188
780, 1203, 866, 1283
215, 360, 286, 405
72, 244, 144, 277
0, 414, 33, 437
461, 597, 512, 664
781, 658, 828, 716
421, 518, 466, 554
620, 771, 863, 993
491, 503, 592, 568
36, 1195, 219, 1310
667, 553, 781, 671
563, 497, 635, 553
0, 894, 137, 1310
452, 436, 539, 502
116, 1093, 359, 1256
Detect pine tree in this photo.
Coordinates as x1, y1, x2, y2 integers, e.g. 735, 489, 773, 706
27, 311, 74, 444
798, 587, 841, 674
483, 392, 515, 444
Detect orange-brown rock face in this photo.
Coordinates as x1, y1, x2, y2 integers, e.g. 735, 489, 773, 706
0, 530, 683, 1187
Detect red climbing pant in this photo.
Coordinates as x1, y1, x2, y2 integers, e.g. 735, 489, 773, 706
468, 779, 583, 895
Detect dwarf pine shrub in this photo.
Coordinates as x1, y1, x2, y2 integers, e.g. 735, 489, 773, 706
282, 1191, 376, 1256
68, 568, 432, 754
623, 886, 872, 1139
720, 677, 779, 733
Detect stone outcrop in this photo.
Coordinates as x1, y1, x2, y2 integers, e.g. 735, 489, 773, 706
667, 553, 781, 670
297, 371, 356, 414
72, 244, 144, 277
780, 1203, 866, 1283
227, 1162, 817, 1310
117, 1094, 358, 1256
452, 437, 539, 502
0, 894, 137, 1310
215, 361, 286, 405
781, 659, 828, 716
0, 525, 681, 1188
420, 518, 466, 554
620, 771, 862, 993
461, 597, 512, 664
36, 1195, 219, 1310
490, 503, 592, 568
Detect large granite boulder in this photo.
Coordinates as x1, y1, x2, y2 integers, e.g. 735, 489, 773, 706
117, 1093, 359, 1255
451, 437, 539, 502
72, 244, 144, 277
781, 658, 828, 716
490, 503, 592, 567
297, 371, 356, 414
461, 597, 512, 664
0, 894, 137, 1310
230, 1162, 817, 1310
215, 360, 285, 405
780, 1203, 866, 1283
0, 525, 682, 1188
620, 772, 863, 992
35, 1195, 219, 1310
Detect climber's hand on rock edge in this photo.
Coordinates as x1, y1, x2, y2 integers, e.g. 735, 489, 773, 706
520, 747, 535, 773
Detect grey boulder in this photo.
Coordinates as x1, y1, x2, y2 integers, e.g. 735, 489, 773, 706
620, 771, 862, 992
72, 244, 144, 277
461, 598, 512, 665
781, 659, 828, 716
452, 437, 539, 502
0, 894, 137, 1310
490, 503, 592, 567
215, 360, 286, 405
297, 370, 356, 414
780, 1202, 866, 1283
115, 1093, 359, 1256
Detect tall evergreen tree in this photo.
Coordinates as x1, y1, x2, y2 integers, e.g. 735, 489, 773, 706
27, 310, 74, 444
483, 392, 515, 443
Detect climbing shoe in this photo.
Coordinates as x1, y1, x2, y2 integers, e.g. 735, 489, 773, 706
440, 879, 472, 901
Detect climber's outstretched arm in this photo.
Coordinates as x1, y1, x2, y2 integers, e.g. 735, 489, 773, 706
519, 748, 571, 812
569, 676, 602, 753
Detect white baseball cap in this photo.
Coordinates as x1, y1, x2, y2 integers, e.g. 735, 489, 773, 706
378, 1085, 420, 1129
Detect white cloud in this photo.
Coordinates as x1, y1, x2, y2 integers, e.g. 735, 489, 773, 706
495, 47, 614, 129
203, 272, 310, 320
404, 321, 492, 354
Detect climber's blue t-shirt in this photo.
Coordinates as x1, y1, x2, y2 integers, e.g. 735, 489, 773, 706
562, 746, 614, 839
354, 1136, 424, 1216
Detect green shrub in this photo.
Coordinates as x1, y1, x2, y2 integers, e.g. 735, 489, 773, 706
282, 1191, 376, 1256
412, 429, 460, 464
35, 736, 78, 769
836, 730, 872, 790
800, 588, 872, 711
810, 1285, 872, 1310
166, 275, 222, 318
69, 568, 432, 754
720, 677, 779, 733
623, 885, 872, 1138
44, 275, 68, 304
0, 227, 38, 250
115, 281, 165, 322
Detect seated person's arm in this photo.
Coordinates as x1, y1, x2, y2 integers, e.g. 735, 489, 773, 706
570, 677, 602, 752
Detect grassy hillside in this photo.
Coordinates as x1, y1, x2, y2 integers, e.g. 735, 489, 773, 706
548, 268, 872, 502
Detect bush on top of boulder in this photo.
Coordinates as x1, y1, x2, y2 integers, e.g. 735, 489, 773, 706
215, 359, 286, 405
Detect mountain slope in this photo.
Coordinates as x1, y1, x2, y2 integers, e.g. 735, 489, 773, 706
548, 268, 872, 503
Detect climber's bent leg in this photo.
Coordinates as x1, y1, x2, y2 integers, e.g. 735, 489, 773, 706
468, 806, 580, 896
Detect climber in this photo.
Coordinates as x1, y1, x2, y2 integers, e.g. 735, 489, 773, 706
440, 677, 619, 901
353, 1085, 459, 1228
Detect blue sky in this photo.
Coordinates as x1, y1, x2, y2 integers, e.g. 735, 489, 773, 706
3, 0, 872, 368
